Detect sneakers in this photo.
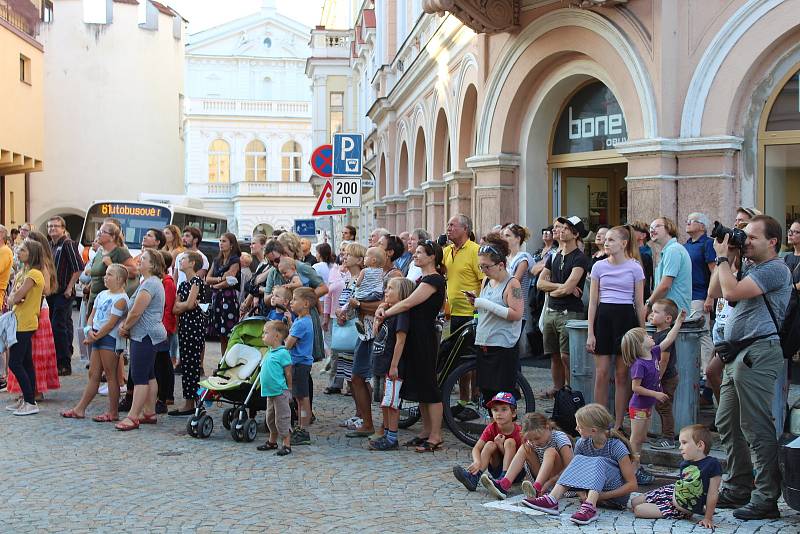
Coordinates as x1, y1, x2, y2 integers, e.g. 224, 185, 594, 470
650, 438, 677, 450
521, 495, 559, 515
452, 466, 479, 492
453, 403, 480, 422
480, 473, 508, 500
290, 428, 311, 446
521, 480, 539, 498
368, 436, 399, 451
5, 398, 23, 412
13, 402, 39, 416
570, 502, 599, 525
636, 466, 656, 485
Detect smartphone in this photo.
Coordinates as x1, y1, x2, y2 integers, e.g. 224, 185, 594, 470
461, 290, 476, 299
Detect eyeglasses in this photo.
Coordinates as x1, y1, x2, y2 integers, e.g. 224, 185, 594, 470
649, 224, 664, 232
100, 229, 113, 235
686, 219, 701, 225
478, 263, 498, 271
47, 224, 63, 229
479, 245, 500, 256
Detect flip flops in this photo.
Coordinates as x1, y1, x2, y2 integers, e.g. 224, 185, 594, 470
60, 409, 85, 419
403, 436, 428, 447
415, 441, 444, 453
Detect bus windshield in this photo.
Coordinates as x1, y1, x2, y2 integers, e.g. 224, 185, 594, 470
82, 202, 172, 250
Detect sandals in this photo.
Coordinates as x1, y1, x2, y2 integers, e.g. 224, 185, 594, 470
415, 441, 444, 453
276, 446, 292, 456
115, 417, 140, 431
140, 413, 158, 424
60, 409, 85, 419
403, 436, 428, 447
257, 442, 278, 451
92, 413, 119, 423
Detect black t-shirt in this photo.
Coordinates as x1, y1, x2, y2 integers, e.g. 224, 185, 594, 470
545, 249, 590, 312
372, 312, 410, 376
653, 328, 677, 380
675, 456, 722, 514
785, 253, 800, 312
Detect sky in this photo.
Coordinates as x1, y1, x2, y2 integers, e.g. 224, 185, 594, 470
165, 0, 326, 34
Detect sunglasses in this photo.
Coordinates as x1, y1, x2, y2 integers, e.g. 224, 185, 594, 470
479, 245, 500, 256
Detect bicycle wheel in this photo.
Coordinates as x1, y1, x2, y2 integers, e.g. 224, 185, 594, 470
441, 361, 536, 447
397, 399, 420, 429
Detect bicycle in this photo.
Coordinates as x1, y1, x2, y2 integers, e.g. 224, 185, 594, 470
398, 318, 535, 447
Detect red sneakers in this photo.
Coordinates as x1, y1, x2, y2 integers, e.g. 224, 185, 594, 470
521, 495, 559, 515
570, 502, 599, 525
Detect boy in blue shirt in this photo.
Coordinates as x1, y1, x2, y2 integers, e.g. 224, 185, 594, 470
285, 287, 317, 446
257, 320, 293, 456
266, 286, 294, 323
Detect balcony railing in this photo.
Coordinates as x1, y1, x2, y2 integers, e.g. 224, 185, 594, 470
187, 98, 311, 118
205, 181, 313, 197
310, 28, 351, 59
0, 0, 43, 38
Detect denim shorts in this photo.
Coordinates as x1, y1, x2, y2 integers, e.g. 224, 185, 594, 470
91, 332, 117, 352
351, 337, 373, 379
130, 336, 158, 385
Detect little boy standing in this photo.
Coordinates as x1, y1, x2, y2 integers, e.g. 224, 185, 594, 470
452, 392, 522, 491
257, 320, 293, 456
649, 298, 680, 450
632, 424, 722, 529
284, 287, 317, 446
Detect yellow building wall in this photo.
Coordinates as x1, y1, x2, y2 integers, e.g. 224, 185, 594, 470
0, 24, 44, 160
3, 173, 27, 228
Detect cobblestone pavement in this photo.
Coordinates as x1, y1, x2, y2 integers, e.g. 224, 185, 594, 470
0, 330, 798, 532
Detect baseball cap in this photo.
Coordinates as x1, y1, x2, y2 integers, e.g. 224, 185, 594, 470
486, 392, 517, 409
556, 216, 589, 238
736, 206, 762, 218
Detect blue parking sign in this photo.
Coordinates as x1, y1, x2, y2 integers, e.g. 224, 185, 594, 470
294, 219, 316, 237
333, 133, 363, 176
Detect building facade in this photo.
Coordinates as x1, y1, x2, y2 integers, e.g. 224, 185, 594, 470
0, 0, 48, 228
311, 0, 800, 246
184, 0, 315, 238
32, 0, 186, 238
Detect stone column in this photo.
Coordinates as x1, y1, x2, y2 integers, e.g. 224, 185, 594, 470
404, 188, 425, 231
465, 153, 520, 238
421, 180, 446, 237
617, 137, 742, 232
444, 170, 473, 222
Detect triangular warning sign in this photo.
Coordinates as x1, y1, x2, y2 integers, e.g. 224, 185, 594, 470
312, 180, 347, 216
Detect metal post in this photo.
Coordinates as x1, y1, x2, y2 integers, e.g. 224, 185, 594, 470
329, 215, 336, 253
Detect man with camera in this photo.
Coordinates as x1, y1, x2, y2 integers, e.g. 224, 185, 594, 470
709, 214, 791, 520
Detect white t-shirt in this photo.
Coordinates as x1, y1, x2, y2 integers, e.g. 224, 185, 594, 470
175, 250, 210, 289
313, 261, 333, 304
92, 289, 129, 340
406, 262, 423, 283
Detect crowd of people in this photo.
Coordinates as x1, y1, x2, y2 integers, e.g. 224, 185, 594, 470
1, 207, 799, 525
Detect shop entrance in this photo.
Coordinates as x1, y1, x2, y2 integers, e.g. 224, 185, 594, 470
558, 164, 628, 228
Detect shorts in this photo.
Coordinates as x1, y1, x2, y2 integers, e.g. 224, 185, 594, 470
91, 332, 117, 352
352, 337, 373, 379
130, 336, 158, 385
628, 406, 652, 420
354, 291, 383, 302
642, 484, 691, 519
542, 309, 584, 354
291, 364, 312, 398
593, 303, 639, 356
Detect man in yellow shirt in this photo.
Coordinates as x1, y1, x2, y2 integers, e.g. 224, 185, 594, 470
442, 214, 484, 333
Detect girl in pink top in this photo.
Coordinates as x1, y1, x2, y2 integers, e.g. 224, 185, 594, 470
586, 225, 646, 431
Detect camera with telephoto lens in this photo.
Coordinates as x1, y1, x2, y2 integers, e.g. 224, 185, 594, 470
711, 221, 747, 249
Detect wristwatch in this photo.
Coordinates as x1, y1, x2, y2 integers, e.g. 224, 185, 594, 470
715, 257, 730, 266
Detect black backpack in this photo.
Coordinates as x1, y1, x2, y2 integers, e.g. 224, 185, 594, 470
551, 386, 585, 437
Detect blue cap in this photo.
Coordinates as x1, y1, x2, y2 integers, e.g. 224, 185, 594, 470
487, 391, 516, 409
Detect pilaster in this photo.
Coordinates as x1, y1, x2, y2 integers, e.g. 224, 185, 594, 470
421, 180, 446, 237
444, 170, 474, 223
466, 153, 520, 238
403, 188, 425, 231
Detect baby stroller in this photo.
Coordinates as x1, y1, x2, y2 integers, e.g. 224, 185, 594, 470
186, 316, 268, 442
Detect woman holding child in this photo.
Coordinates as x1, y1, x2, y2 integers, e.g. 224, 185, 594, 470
376, 239, 446, 452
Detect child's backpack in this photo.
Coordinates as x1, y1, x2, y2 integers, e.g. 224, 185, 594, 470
551, 385, 585, 437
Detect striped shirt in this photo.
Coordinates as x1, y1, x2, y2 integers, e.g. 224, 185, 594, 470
50, 236, 83, 296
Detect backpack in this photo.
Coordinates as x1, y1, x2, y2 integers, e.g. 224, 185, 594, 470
551, 385, 585, 437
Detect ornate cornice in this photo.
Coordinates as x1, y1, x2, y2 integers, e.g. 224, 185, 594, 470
422, 0, 520, 34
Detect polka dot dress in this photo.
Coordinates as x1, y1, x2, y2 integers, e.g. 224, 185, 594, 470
178, 276, 208, 401
209, 258, 240, 338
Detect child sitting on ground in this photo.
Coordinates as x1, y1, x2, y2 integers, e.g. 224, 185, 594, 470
649, 299, 681, 451
256, 320, 294, 456
266, 286, 294, 323
284, 287, 317, 447
452, 392, 522, 491
369, 277, 414, 451
632, 424, 721, 529
481, 412, 573, 500
523, 403, 638, 525
277, 257, 304, 291
621, 309, 685, 485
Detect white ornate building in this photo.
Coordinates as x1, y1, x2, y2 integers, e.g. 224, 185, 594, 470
184, 0, 315, 237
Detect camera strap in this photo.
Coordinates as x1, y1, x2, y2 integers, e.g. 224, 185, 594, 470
761, 294, 781, 337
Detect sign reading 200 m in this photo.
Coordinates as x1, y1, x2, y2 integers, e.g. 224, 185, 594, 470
552, 81, 628, 155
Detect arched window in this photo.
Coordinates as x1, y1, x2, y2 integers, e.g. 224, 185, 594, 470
208, 139, 230, 183
281, 140, 302, 182
245, 140, 267, 181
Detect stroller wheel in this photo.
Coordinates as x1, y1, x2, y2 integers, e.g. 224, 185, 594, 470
231, 423, 243, 442
222, 408, 234, 430
243, 418, 258, 442
197, 414, 214, 439
186, 415, 199, 438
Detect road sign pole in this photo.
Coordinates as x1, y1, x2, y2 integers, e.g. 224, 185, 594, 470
330, 215, 336, 254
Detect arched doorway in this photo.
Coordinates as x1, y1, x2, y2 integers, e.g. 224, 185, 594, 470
759, 64, 800, 229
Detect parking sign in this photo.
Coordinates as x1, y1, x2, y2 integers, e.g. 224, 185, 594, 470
333, 133, 363, 176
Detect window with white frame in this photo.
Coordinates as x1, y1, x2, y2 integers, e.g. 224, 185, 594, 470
208, 139, 230, 183
245, 140, 267, 181
281, 141, 302, 182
